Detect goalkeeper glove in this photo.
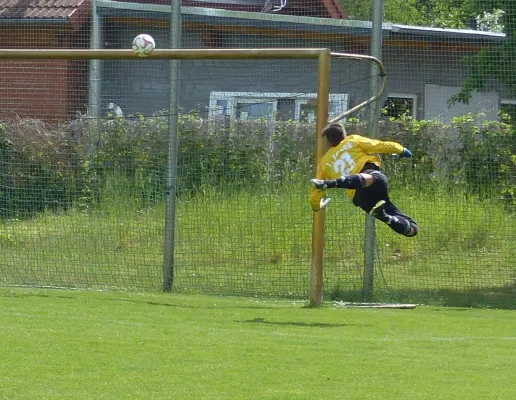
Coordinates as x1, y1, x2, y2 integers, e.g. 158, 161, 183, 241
320, 197, 331, 210
400, 148, 413, 158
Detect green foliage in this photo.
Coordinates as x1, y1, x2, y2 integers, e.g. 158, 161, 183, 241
0, 115, 318, 217
343, 1, 514, 105
342, 0, 481, 27
2, 112, 516, 217
378, 114, 516, 203
450, 29, 516, 106
343, 0, 429, 25
0, 120, 82, 217
343, 0, 507, 29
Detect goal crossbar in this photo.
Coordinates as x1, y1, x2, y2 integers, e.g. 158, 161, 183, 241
0, 48, 329, 60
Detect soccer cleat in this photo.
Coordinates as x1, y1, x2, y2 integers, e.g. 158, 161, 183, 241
369, 200, 390, 223
310, 179, 328, 190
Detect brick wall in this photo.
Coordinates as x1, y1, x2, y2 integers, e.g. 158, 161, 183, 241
0, 25, 89, 123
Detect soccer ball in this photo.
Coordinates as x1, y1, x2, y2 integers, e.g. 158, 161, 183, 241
132, 34, 155, 57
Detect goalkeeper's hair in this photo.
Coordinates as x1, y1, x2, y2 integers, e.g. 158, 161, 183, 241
322, 123, 346, 146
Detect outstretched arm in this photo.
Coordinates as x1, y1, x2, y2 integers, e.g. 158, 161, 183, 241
354, 135, 406, 155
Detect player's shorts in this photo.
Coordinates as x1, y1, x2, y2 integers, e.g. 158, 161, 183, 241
352, 164, 388, 213
352, 164, 419, 235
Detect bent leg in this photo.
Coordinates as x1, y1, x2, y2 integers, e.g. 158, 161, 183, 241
387, 203, 419, 237
352, 170, 389, 213
356, 171, 418, 237
315, 170, 419, 237
381, 201, 418, 237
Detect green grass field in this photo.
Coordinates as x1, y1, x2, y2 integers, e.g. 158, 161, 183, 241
1, 287, 515, 400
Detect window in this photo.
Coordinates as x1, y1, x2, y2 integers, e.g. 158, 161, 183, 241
235, 98, 277, 121
382, 93, 417, 120
209, 92, 348, 124
500, 100, 516, 122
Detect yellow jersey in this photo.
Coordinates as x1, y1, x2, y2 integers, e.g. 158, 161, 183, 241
310, 134, 404, 211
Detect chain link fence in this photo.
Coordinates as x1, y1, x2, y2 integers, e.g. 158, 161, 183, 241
0, 0, 514, 308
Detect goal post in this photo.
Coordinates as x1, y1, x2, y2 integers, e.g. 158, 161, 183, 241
310, 49, 330, 308
328, 52, 387, 124
0, 48, 385, 305
310, 51, 387, 307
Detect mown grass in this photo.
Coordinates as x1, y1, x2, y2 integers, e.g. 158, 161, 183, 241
1, 181, 515, 308
1, 288, 516, 400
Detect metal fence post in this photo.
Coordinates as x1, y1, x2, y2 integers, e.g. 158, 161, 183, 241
163, 0, 182, 292
363, 0, 384, 301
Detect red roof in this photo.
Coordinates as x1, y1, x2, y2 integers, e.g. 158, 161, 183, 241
0, 0, 346, 21
0, 0, 88, 19
320, 0, 346, 19
181, 0, 347, 19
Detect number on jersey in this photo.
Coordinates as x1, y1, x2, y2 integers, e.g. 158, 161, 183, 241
333, 151, 355, 176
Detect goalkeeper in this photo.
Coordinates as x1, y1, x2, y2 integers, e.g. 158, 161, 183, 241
310, 123, 418, 237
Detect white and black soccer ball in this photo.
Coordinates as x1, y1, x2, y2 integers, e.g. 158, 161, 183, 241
132, 34, 156, 57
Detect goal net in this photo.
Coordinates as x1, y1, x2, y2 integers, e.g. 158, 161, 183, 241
0, 46, 380, 299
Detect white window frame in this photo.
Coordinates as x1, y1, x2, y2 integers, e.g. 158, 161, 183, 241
499, 99, 516, 120
500, 99, 516, 107
383, 92, 418, 119
209, 91, 348, 123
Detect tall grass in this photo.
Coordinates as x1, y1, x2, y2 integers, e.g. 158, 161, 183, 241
1, 174, 515, 308
2, 113, 516, 307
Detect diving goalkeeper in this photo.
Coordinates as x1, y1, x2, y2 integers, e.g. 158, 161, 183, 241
310, 123, 418, 237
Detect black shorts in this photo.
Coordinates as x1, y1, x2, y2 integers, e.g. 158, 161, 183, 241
352, 167, 389, 213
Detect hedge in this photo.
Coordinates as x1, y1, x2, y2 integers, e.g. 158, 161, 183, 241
1, 113, 515, 217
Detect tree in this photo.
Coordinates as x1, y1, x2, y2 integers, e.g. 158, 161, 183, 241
342, 0, 426, 25
342, 0, 505, 30
342, 0, 515, 105
449, 1, 515, 105
341, 0, 475, 27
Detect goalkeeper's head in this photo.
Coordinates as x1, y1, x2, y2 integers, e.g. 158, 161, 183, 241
322, 123, 346, 147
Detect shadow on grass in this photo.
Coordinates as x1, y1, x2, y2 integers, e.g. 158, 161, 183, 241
1, 288, 292, 309
0, 289, 288, 309
328, 285, 516, 310
5, 283, 514, 310
0, 291, 76, 300
392, 286, 516, 310
106, 298, 285, 310
238, 317, 363, 328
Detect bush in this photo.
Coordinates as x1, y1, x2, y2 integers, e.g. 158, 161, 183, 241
0, 119, 82, 217
1, 112, 515, 218
378, 115, 516, 203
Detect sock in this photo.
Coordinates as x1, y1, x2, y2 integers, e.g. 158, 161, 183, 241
324, 174, 365, 189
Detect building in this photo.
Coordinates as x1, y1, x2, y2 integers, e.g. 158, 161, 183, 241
0, 0, 91, 122
0, 0, 508, 123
